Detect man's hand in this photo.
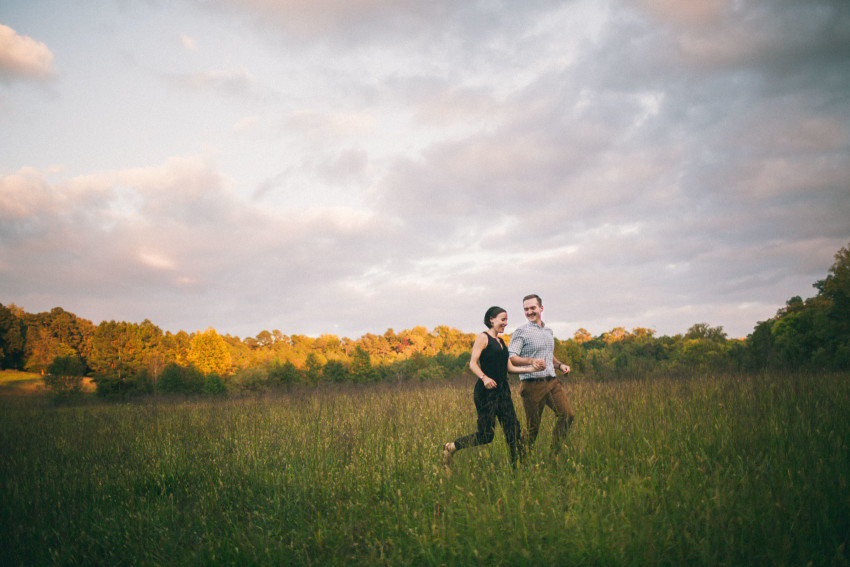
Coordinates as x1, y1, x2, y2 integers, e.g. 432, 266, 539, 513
559, 363, 571, 375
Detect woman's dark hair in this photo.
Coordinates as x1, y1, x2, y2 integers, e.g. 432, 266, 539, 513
484, 306, 507, 328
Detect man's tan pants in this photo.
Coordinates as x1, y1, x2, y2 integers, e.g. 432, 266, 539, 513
519, 378, 574, 453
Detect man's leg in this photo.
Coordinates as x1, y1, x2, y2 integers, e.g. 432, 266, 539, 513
544, 380, 575, 454
519, 381, 546, 451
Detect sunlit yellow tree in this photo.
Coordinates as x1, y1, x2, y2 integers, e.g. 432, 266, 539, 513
573, 328, 592, 344
188, 328, 232, 376
603, 327, 630, 344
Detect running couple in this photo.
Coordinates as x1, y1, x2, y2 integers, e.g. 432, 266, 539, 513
443, 294, 575, 468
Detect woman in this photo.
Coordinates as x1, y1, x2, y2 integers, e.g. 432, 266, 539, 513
443, 306, 543, 468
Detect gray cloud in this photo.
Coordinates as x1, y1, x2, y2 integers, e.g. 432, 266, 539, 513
1, 0, 848, 340
339, 0, 850, 338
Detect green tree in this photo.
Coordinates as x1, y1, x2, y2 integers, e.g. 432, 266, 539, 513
203, 374, 228, 396
744, 242, 850, 370
350, 346, 378, 382
746, 318, 776, 369
671, 338, 730, 372
44, 355, 86, 400
323, 359, 350, 382
814, 243, 850, 367
686, 323, 727, 342
0, 304, 26, 370
268, 359, 300, 385
769, 298, 828, 369
26, 326, 75, 373
555, 338, 585, 374
88, 320, 164, 395
304, 352, 323, 384
815, 243, 850, 326
409, 354, 447, 381
157, 363, 205, 394
23, 308, 94, 373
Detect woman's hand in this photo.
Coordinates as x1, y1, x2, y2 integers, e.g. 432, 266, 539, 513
533, 358, 546, 370
481, 375, 498, 389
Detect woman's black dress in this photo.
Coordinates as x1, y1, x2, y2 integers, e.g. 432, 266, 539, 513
452, 334, 523, 464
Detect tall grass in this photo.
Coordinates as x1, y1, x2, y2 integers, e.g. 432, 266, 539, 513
1, 372, 848, 566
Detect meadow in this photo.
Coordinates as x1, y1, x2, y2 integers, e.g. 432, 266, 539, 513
0, 370, 47, 395
1, 371, 848, 566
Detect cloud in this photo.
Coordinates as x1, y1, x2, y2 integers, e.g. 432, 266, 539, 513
0, 157, 395, 335
344, 0, 849, 339
221, 0, 405, 38
167, 67, 256, 94
180, 34, 197, 51
232, 115, 259, 134
634, 0, 850, 71
138, 250, 177, 271
0, 24, 54, 81
218, 0, 480, 45
216, 0, 579, 57
2, 0, 848, 340
283, 110, 375, 141
0, 167, 51, 219
637, 0, 727, 26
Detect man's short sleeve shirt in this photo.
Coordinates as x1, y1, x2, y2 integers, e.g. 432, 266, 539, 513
508, 322, 555, 379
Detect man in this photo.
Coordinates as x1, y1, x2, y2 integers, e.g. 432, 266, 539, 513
509, 294, 574, 455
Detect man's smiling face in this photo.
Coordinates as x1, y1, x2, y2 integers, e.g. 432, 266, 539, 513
523, 297, 542, 326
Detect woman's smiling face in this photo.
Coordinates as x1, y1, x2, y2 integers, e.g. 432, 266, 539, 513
490, 311, 508, 334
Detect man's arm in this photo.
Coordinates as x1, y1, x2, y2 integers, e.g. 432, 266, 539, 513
508, 329, 530, 365
509, 329, 545, 369
552, 354, 571, 374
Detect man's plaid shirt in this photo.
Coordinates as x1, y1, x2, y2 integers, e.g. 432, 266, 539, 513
508, 321, 555, 380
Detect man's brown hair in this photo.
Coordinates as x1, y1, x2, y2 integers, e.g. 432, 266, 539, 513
523, 294, 542, 306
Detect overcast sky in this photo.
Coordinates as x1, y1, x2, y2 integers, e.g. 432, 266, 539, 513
1, 0, 848, 341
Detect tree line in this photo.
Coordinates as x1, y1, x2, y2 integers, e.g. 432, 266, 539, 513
2, 242, 847, 398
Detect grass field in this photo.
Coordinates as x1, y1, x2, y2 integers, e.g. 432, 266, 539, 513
0, 369, 46, 395
0, 370, 96, 396
1, 372, 848, 566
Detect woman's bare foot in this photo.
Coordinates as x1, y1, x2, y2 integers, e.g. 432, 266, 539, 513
442, 442, 456, 468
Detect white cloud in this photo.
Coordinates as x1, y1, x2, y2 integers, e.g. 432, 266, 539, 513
283, 110, 375, 140
138, 250, 177, 271
165, 67, 262, 99
232, 115, 259, 133
180, 34, 197, 51
223, 0, 406, 38
0, 167, 50, 219
0, 24, 53, 80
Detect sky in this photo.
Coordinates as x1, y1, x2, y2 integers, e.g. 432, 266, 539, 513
1, 0, 849, 341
